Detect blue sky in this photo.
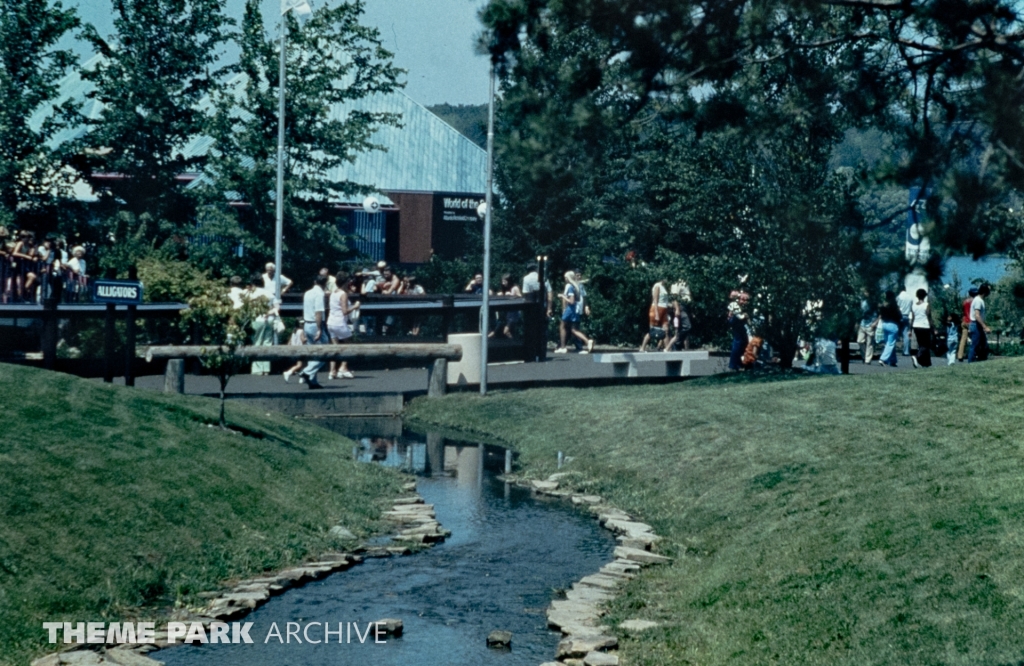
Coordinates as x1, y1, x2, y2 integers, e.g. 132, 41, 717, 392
66, 0, 490, 105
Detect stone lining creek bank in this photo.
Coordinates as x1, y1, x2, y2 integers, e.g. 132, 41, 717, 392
32, 430, 669, 666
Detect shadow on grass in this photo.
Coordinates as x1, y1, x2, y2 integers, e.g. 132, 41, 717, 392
685, 365, 815, 388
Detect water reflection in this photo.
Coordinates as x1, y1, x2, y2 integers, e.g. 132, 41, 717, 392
351, 431, 493, 486
160, 426, 615, 666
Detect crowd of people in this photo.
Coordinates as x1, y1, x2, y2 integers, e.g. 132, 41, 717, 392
0, 229, 89, 303
0, 226, 986, 378
858, 284, 993, 368
715, 280, 993, 372
255, 261, 620, 388
1, 225, 994, 378
227, 260, 432, 386
638, 279, 694, 354
235, 260, 711, 389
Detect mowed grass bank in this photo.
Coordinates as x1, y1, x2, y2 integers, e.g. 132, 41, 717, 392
408, 360, 1024, 665
0, 363, 401, 666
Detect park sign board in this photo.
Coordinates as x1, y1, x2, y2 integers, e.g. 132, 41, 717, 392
92, 279, 144, 305
431, 191, 485, 260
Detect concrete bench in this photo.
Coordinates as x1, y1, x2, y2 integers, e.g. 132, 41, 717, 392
592, 351, 710, 378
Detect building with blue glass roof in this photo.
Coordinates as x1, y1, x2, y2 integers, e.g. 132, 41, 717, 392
31, 57, 487, 264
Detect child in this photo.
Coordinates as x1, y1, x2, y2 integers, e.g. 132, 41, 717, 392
282, 322, 307, 382
945, 314, 959, 366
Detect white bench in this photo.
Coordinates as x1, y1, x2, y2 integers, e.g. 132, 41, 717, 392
592, 351, 710, 378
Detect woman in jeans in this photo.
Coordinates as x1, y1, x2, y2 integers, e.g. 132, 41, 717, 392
878, 291, 902, 367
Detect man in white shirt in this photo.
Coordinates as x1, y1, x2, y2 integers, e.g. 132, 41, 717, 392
522, 262, 553, 317
968, 283, 992, 363
896, 287, 914, 356
298, 274, 329, 388
262, 262, 293, 296
227, 276, 245, 309
67, 246, 87, 276
318, 267, 336, 294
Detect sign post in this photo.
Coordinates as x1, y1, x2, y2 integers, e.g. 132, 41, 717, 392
93, 277, 144, 386
101, 269, 117, 383
92, 280, 144, 305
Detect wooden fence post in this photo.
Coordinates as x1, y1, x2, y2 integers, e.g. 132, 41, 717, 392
124, 266, 137, 387
427, 358, 447, 398
164, 359, 185, 394
103, 267, 116, 383
41, 297, 58, 370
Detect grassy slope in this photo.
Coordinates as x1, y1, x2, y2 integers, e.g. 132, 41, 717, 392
408, 360, 1024, 665
0, 364, 401, 666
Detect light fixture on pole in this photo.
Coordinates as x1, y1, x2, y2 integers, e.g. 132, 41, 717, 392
479, 65, 496, 396
274, 0, 312, 304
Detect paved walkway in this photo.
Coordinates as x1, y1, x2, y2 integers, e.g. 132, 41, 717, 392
115, 347, 944, 398
125, 352, 723, 396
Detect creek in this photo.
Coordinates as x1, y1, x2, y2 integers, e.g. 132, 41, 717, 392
161, 422, 615, 666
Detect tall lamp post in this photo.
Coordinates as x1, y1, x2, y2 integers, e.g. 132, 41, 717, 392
274, 0, 312, 303
479, 65, 496, 396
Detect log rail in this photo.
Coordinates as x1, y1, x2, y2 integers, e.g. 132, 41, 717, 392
145, 343, 463, 398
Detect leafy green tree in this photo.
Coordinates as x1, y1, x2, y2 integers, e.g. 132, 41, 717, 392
70, 0, 230, 268
484, 5, 877, 361
180, 286, 265, 428
0, 0, 78, 230
489, 23, 633, 275
481, 0, 1024, 260
193, 0, 403, 280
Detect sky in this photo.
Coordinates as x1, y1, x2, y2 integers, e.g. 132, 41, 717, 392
66, 0, 490, 106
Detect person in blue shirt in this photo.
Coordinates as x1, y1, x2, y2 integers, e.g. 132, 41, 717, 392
555, 271, 594, 353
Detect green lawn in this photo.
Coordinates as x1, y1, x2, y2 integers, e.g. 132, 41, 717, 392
407, 360, 1024, 665
0, 363, 400, 666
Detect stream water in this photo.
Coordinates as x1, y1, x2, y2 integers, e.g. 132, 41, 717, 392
160, 423, 615, 666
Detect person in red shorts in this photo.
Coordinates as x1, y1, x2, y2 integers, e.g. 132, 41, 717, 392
728, 290, 751, 370
957, 286, 978, 361
639, 279, 670, 351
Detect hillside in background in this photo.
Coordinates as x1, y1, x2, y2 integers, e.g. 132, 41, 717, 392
428, 103, 487, 149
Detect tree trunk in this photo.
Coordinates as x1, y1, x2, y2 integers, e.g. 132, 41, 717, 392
775, 335, 799, 370
218, 374, 229, 429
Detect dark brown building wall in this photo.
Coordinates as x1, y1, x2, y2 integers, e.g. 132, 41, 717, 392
388, 191, 434, 263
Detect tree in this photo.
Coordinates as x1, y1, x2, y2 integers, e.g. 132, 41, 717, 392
193, 0, 403, 279
488, 21, 642, 281
180, 287, 263, 429
71, 0, 230, 268
480, 0, 1024, 260
484, 4, 876, 360
0, 0, 78, 230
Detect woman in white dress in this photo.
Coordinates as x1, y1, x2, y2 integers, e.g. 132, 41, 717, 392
246, 273, 279, 375
328, 273, 360, 379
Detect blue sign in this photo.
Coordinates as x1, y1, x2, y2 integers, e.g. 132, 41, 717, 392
93, 280, 144, 305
